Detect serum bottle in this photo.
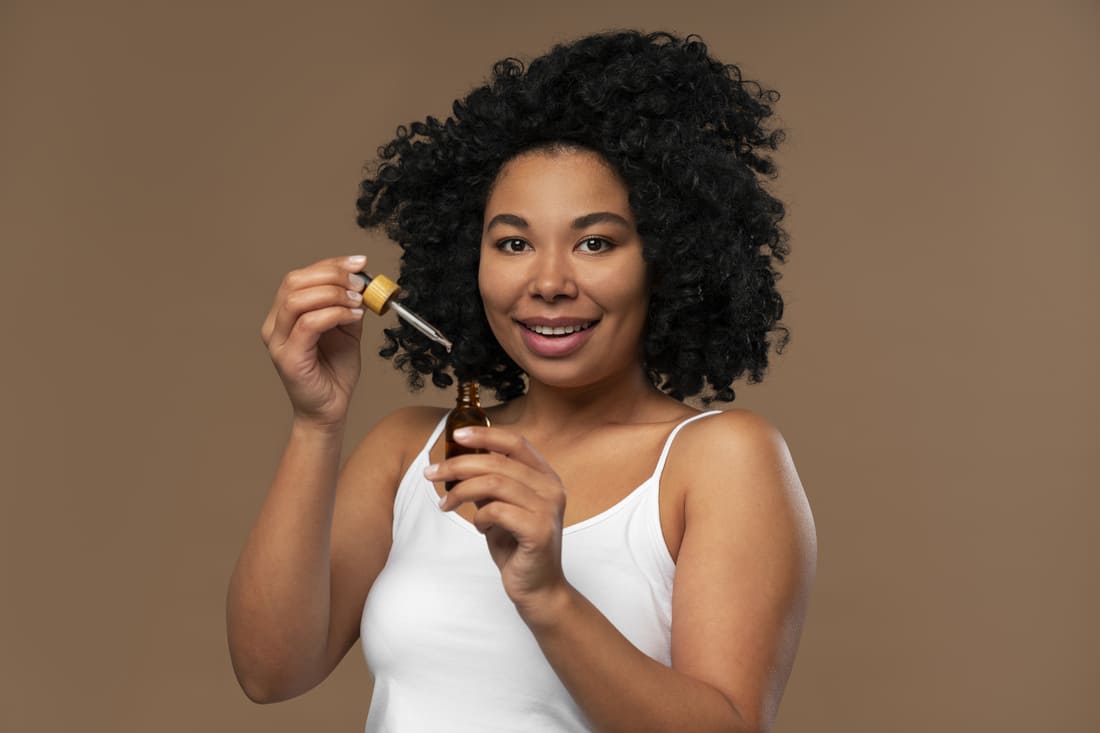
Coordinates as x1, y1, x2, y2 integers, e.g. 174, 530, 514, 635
444, 381, 491, 492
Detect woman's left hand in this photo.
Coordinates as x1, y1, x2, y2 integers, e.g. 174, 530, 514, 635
426, 426, 568, 619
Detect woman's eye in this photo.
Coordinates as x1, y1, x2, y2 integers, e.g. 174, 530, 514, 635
577, 237, 612, 253
497, 238, 530, 253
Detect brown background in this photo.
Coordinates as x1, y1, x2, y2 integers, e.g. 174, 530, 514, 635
2, 1, 1097, 731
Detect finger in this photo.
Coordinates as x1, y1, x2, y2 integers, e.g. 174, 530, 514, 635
261, 256, 368, 345
269, 283, 366, 349
472, 501, 559, 550
280, 304, 365, 359
470, 498, 534, 537
438, 473, 540, 513
332, 301, 366, 341
449, 426, 556, 475
428, 451, 548, 497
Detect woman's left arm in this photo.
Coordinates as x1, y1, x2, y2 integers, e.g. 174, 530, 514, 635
431, 411, 817, 733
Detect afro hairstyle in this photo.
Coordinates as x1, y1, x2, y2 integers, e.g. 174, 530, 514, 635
355, 30, 790, 403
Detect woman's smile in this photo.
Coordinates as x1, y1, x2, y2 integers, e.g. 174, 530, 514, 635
516, 317, 601, 358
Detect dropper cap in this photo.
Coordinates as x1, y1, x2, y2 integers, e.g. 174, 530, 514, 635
359, 272, 401, 315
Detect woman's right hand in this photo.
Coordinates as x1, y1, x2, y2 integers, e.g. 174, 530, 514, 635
260, 255, 370, 429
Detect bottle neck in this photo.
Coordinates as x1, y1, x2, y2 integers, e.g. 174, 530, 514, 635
456, 381, 480, 407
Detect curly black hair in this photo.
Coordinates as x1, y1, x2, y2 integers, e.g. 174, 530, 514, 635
356, 30, 789, 404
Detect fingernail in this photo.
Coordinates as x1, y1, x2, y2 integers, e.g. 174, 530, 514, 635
438, 494, 448, 510
453, 428, 473, 440
349, 273, 368, 290
423, 464, 439, 479
347, 288, 363, 302
348, 255, 367, 268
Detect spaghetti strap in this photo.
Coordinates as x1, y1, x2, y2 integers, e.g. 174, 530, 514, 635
650, 410, 722, 480
423, 411, 449, 454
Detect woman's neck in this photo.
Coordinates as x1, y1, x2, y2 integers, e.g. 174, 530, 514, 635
494, 364, 685, 441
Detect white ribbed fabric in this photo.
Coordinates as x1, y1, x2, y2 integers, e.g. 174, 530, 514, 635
360, 411, 720, 732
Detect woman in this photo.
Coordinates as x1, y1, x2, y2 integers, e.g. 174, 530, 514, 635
227, 30, 816, 733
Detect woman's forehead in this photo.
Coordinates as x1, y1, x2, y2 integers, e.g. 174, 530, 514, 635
484, 149, 633, 225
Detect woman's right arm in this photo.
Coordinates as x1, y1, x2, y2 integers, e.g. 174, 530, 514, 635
226, 409, 424, 703
225, 255, 406, 703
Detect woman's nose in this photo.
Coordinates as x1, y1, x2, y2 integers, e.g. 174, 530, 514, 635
528, 251, 578, 302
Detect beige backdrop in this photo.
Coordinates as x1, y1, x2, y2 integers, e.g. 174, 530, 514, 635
2, 1, 1097, 731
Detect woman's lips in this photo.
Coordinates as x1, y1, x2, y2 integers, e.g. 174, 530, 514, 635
517, 320, 598, 358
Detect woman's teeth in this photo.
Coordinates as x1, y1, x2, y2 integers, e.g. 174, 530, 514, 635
525, 322, 594, 336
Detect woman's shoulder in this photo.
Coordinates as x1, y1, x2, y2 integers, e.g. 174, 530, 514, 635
371, 404, 449, 456
374, 404, 450, 435
669, 405, 814, 563
669, 407, 800, 498
342, 406, 449, 484
679, 407, 787, 448
656, 407, 811, 564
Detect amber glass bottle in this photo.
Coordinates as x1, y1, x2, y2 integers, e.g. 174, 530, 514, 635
444, 380, 491, 491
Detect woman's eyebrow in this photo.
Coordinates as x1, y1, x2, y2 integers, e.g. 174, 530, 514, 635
571, 211, 632, 229
485, 211, 632, 231
485, 213, 529, 230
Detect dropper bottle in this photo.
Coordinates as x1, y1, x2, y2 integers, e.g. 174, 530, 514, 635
356, 271, 453, 352
444, 380, 491, 492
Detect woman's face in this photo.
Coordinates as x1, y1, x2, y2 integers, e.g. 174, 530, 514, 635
478, 148, 649, 391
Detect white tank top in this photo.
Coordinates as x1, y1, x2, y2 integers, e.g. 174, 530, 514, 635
360, 410, 720, 732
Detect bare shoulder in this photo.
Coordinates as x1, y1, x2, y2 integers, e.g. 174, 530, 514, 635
668, 406, 816, 585
330, 405, 448, 535
334, 404, 449, 527
674, 408, 808, 508
363, 404, 449, 445
677, 407, 787, 458
341, 405, 449, 485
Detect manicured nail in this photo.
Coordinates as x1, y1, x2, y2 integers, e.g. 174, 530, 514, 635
438, 494, 448, 510
348, 255, 367, 268
347, 289, 363, 302
349, 273, 368, 290
453, 428, 474, 440
424, 464, 439, 479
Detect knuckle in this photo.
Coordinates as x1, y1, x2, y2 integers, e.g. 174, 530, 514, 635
472, 508, 494, 530
283, 268, 304, 289
484, 502, 504, 524
297, 309, 324, 330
